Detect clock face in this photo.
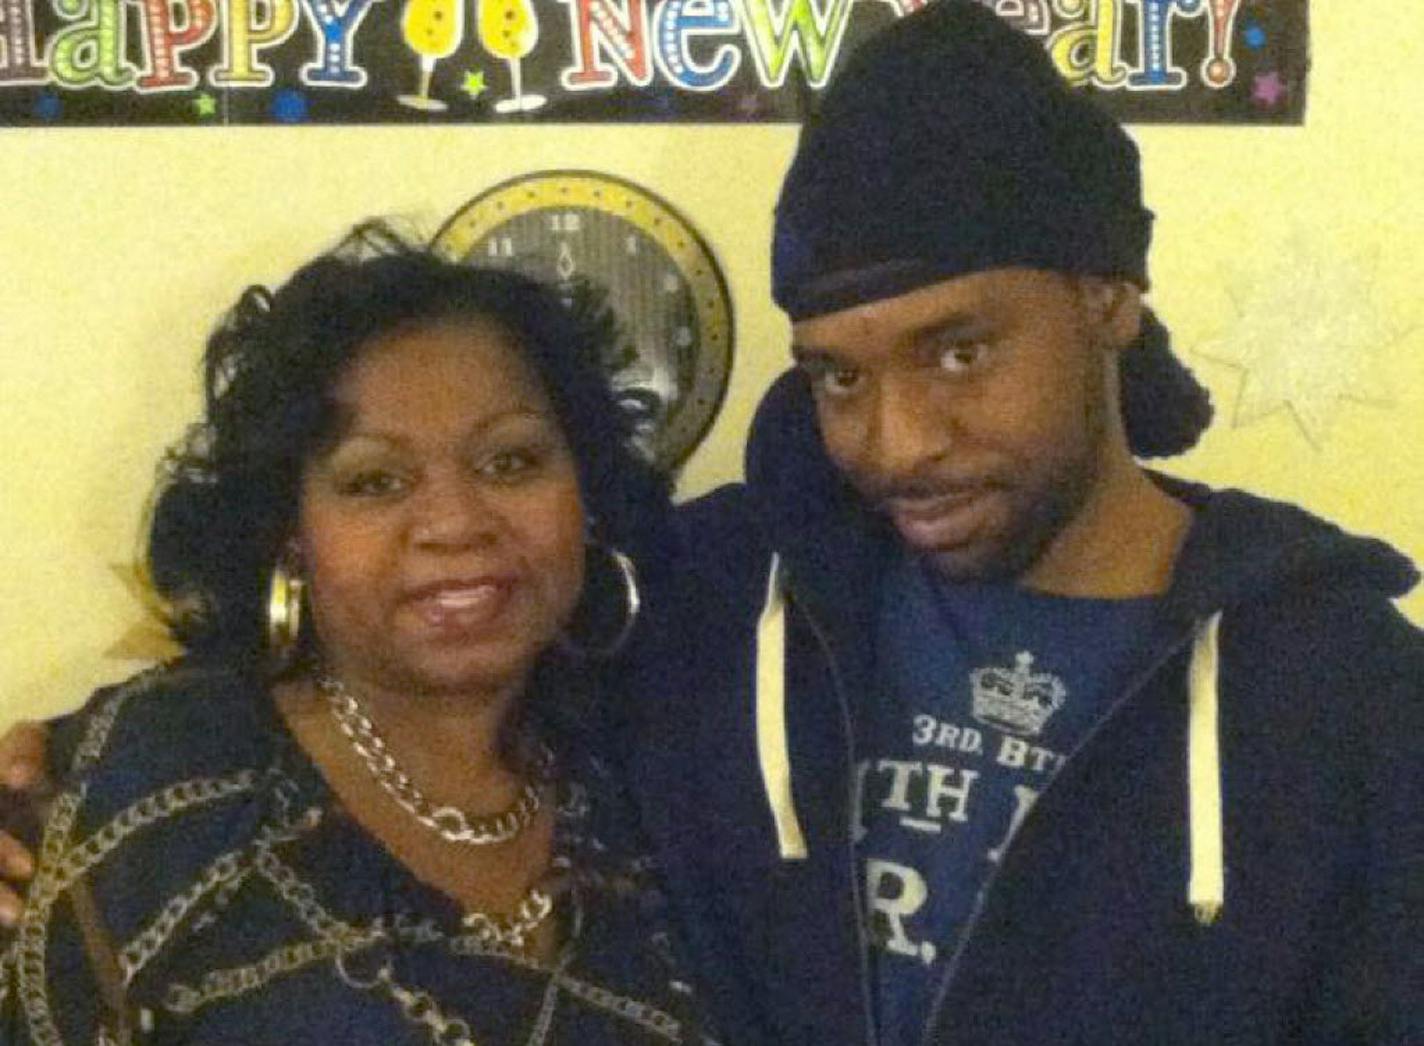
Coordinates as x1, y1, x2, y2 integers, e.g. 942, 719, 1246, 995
433, 171, 734, 471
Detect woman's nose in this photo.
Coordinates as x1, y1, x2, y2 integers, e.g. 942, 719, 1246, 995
409, 474, 498, 549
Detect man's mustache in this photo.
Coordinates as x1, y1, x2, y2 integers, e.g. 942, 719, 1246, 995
858, 473, 1010, 509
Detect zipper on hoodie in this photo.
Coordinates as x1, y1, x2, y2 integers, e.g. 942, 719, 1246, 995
794, 581, 881, 1046
915, 623, 1204, 1046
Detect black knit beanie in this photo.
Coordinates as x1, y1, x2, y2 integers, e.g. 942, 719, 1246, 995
772, 0, 1154, 321
772, 0, 1213, 457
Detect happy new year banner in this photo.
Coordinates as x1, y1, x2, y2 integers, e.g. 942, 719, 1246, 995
0, 0, 1307, 127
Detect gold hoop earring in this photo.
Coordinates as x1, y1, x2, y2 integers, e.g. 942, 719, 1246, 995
266, 558, 305, 666
559, 545, 640, 660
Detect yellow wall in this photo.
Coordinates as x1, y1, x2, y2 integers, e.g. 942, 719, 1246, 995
2, 4, 1421, 726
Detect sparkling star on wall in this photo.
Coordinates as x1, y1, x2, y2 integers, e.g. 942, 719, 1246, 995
1194, 246, 1396, 448
193, 92, 218, 118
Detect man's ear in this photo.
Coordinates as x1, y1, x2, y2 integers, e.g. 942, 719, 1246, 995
1078, 277, 1142, 352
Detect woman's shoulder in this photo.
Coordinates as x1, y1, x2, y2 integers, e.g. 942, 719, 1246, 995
52, 662, 278, 811
14, 666, 301, 1039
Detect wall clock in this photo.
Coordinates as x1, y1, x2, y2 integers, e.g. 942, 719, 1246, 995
433, 170, 734, 471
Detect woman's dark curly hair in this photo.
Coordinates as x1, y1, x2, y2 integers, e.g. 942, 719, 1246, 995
147, 221, 672, 694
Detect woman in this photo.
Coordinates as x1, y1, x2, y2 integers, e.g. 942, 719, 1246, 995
0, 223, 716, 1044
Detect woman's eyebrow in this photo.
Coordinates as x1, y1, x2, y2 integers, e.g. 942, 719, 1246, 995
326, 407, 556, 448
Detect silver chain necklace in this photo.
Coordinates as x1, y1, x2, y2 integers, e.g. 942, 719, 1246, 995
460, 885, 556, 950
318, 674, 548, 847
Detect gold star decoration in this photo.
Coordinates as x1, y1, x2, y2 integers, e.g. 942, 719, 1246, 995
462, 70, 487, 100
193, 92, 218, 118
1193, 243, 1397, 448
105, 562, 182, 663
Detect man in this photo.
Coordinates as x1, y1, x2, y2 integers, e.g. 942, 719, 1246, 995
619, 2, 1423, 1043
3, 4, 1421, 1043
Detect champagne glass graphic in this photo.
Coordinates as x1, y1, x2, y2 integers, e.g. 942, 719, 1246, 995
397, 0, 463, 111
477, 0, 545, 114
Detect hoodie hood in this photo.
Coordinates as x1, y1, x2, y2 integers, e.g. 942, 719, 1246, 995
744, 367, 1419, 622
1154, 475, 1418, 618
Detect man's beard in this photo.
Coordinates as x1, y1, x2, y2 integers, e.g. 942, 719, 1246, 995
925, 356, 1110, 585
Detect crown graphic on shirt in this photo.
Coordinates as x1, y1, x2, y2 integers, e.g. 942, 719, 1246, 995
970, 652, 1067, 737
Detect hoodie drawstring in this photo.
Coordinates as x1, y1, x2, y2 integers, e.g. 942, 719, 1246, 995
752, 556, 1227, 921
755, 555, 808, 860
1187, 611, 1226, 924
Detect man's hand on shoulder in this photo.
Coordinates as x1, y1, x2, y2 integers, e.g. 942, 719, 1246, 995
0, 720, 50, 927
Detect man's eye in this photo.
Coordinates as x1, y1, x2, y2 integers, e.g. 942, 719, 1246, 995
803, 361, 863, 398
936, 342, 989, 374
339, 471, 407, 497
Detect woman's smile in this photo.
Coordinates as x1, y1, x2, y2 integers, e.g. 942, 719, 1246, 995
402, 575, 520, 634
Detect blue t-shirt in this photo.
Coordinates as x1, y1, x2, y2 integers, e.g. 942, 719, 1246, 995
860, 554, 1164, 1045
